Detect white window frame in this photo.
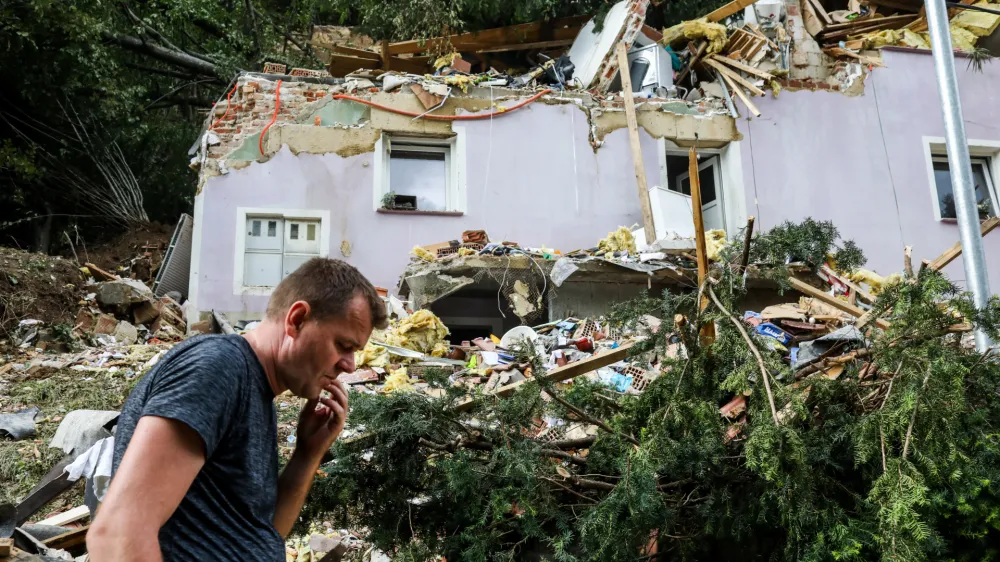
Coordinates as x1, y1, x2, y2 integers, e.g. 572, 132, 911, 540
656, 138, 748, 238
233, 207, 331, 296
922, 137, 1000, 222
372, 128, 467, 213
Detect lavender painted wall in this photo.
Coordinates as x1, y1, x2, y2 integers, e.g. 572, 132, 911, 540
195, 102, 665, 317
739, 48, 1000, 292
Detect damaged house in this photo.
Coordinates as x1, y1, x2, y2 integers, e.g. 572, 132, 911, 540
185, 0, 1000, 333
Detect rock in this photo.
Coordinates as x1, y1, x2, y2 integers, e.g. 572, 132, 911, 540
96, 279, 154, 308
112, 320, 138, 345
308, 534, 339, 553
93, 313, 119, 335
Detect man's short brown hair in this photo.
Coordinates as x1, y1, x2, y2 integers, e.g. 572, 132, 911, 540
266, 258, 388, 329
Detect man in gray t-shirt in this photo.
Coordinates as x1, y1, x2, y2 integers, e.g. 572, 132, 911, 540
88, 258, 388, 561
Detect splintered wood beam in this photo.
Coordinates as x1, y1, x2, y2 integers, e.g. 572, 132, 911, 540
387, 16, 589, 55
925, 216, 1000, 272
704, 58, 765, 96
787, 277, 891, 330
718, 71, 761, 117
332, 45, 380, 60
616, 43, 657, 244
689, 147, 709, 283
709, 54, 775, 79
380, 39, 391, 71
739, 215, 755, 274
707, 0, 763, 22
454, 342, 636, 412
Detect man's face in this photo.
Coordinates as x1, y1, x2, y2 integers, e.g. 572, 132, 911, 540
277, 293, 373, 399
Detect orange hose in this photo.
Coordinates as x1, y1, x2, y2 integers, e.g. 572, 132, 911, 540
331, 88, 553, 121
210, 83, 238, 131
259, 79, 283, 155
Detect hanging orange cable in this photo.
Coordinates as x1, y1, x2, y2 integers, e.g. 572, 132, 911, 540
209, 83, 239, 131
331, 88, 552, 121
259, 79, 283, 155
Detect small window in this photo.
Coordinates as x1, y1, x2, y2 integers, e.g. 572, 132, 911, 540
378, 133, 462, 213
243, 215, 322, 289
932, 156, 998, 221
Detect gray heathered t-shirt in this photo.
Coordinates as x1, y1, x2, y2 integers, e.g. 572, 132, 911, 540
113, 334, 284, 561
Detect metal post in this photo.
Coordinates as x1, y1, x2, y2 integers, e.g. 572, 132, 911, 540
925, 0, 994, 352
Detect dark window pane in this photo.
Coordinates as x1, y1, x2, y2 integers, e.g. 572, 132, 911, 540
678, 167, 717, 204
290, 223, 299, 240
934, 159, 996, 219
268, 221, 277, 237
251, 220, 261, 236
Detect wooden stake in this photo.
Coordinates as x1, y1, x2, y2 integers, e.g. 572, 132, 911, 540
787, 277, 891, 330
739, 215, 755, 274
616, 43, 656, 244
689, 147, 709, 283
380, 39, 391, 71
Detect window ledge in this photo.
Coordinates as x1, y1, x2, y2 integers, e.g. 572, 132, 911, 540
377, 208, 464, 217
938, 218, 994, 224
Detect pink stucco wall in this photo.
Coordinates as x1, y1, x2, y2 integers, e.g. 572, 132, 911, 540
738, 48, 1000, 291
194, 102, 663, 317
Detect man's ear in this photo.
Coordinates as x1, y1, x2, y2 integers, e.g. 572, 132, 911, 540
284, 301, 311, 337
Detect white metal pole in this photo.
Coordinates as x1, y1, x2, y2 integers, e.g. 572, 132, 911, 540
925, 0, 994, 352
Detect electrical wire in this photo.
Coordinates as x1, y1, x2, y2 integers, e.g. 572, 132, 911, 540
259, 79, 283, 155
210, 83, 239, 131
331, 89, 553, 121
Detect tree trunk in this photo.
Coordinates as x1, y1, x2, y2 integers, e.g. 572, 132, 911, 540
33, 203, 54, 254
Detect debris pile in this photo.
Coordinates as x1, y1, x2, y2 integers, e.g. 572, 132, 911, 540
300, 217, 1000, 561
802, 0, 1000, 52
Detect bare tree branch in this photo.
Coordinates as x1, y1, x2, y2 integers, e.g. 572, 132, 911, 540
103, 32, 223, 77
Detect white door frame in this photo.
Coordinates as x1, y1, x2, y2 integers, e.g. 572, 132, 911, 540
657, 138, 748, 238
676, 156, 725, 231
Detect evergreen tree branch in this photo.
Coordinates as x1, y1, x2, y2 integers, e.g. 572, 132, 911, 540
902, 366, 932, 460
707, 285, 779, 425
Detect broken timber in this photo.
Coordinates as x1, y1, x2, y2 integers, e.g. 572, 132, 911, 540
616, 43, 657, 244
924, 216, 1000, 272
787, 277, 892, 330
454, 342, 636, 412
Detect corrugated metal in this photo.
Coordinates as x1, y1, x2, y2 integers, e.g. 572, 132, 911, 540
153, 213, 193, 299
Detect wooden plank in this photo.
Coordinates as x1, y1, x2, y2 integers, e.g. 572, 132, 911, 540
327, 54, 377, 77
690, 147, 709, 283
706, 58, 765, 96
454, 342, 636, 412
707, 0, 762, 22
787, 277, 891, 330
807, 0, 834, 25
926, 217, 1000, 271
476, 39, 574, 53
36, 505, 89, 527
388, 16, 588, 55
641, 24, 664, 42
84, 262, 118, 281
212, 310, 236, 335
380, 39, 391, 71
332, 45, 380, 61
0, 538, 11, 558
616, 43, 656, 244
822, 13, 917, 32
718, 71, 760, 117
710, 54, 774, 79
820, 16, 917, 40
43, 526, 88, 551
386, 56, 430, 74
866, 0, 923, 12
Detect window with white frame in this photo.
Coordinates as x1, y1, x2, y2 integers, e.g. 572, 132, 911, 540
375, 132, 465, 213
931, 155, 998, 221
243, 216, 321, 287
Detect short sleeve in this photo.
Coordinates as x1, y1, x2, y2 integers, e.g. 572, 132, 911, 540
141, 339, 247, 458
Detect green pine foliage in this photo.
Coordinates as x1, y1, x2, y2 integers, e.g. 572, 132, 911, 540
304, 220, 1000, 561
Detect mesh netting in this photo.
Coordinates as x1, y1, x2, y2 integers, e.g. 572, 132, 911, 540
473, 253, 553, 325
